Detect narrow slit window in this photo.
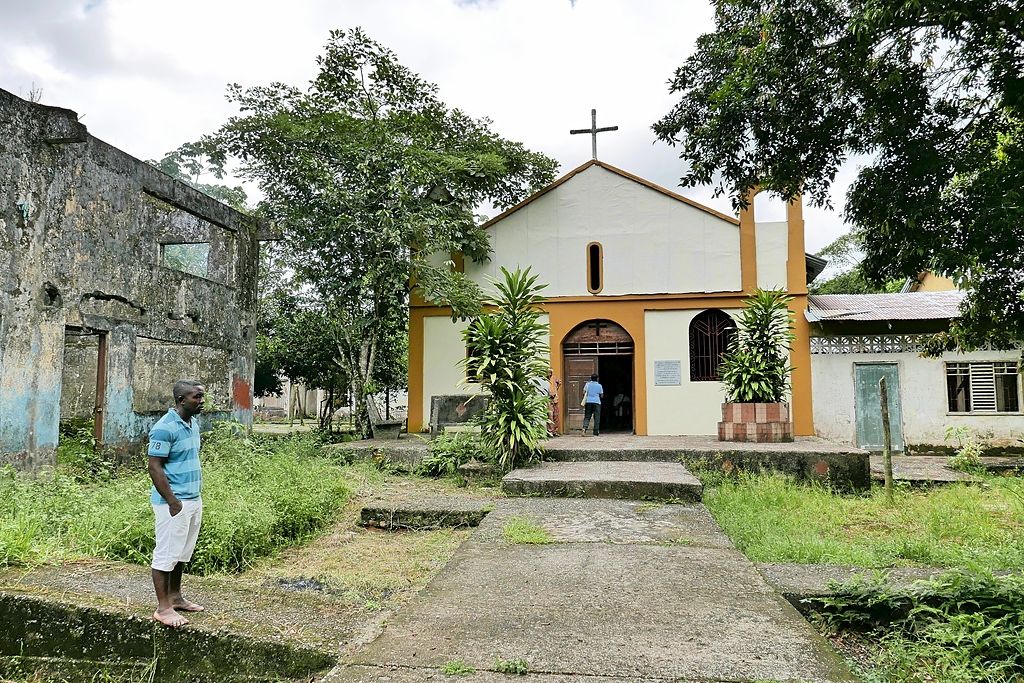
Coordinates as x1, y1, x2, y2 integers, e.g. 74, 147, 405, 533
587, 242, 603, 294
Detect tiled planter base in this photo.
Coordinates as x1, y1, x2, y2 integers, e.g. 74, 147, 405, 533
718, 402, 793, 443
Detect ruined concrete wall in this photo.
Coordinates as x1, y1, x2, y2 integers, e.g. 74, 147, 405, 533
0, 88, 261, 468
60, 333, 99, 421
132, 339, 231, 413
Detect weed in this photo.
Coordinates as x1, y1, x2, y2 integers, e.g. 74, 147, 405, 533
814, 570, 1024, 681
502, 517, 552, 545
493, 657, 529, 675
1, 432, 351, 573
945, 425, 987, 474
419, 432, 495, 478
441, 659, 476, 675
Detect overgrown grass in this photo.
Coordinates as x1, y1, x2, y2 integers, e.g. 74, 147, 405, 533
703, 473, 1024, 570
0, 428, 351, 574
815, 570, 1024, 682
502, 516, 552, 545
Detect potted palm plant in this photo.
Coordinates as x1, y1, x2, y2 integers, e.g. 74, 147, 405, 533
717, 288, 795, 442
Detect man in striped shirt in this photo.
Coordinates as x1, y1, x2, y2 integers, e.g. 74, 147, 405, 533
148, 380, 206, 628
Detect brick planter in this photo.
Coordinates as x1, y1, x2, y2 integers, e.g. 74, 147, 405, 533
718, 402, 793, 443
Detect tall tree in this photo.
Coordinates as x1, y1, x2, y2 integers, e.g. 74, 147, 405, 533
810, 233, 904, 294
654, 0, 1023, 351
193, 28, 557, 436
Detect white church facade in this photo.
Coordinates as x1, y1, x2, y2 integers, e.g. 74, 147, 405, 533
407, 160, 817, 437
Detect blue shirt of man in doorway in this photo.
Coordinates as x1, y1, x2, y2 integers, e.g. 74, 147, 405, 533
581, 374, 604, 436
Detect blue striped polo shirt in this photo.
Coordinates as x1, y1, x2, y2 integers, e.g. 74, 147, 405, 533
147, 408, 202, 505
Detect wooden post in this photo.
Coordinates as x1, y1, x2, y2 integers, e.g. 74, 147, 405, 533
879, 377, 894, 504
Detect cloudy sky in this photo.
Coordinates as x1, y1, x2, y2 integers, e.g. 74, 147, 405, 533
0, 0, 854, 252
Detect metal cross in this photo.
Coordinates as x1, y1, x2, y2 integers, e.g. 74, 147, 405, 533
587, 320, 605, 337
570, 109, 619, 160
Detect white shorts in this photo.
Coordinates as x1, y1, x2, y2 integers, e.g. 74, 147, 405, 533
152, 499, 203, 571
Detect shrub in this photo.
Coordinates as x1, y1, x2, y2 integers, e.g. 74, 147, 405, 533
463, 267, 550, 472
945, 425, 986, 474
719, 289, 795, 403
418, 432, 493, 478
815, 570, 1024, 681
0, 430, 351, 574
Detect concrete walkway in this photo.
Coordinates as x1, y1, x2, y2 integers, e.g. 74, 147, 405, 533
326, 497, 855, 682
870, 454, 1024, 483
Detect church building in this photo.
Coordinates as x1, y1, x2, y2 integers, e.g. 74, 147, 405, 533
407, 160, 817, 436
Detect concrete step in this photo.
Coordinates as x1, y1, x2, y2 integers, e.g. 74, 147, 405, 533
502, 461, 703, 502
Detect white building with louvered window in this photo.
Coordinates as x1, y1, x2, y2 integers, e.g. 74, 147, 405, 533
807, 290, 1023, 452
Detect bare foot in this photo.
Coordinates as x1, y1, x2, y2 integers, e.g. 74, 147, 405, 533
153, 608, 189, 628
172, 598, 205, 612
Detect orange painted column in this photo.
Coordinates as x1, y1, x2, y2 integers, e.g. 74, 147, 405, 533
407, 307, 426, 433
786, 198, 815, 436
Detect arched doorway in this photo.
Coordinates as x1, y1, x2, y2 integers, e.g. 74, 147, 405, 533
562, 320, 634, 434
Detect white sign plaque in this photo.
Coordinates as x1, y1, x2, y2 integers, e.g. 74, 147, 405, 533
654, 360, 682, 386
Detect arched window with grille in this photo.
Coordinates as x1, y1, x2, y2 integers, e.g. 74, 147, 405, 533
689, 310, 736, 382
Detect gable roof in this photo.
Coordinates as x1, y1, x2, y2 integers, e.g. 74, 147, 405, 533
480, 159, 740, 230
806, 291, 967, 322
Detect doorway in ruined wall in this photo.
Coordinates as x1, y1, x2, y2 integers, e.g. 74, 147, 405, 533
562, 320, 635, 434
60, 328, 108, 448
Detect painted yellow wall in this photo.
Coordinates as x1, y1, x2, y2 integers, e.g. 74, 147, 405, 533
917, 273, 957, 292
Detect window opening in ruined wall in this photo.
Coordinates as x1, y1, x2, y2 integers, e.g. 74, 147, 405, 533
162, 243, 210, 279
689, 310, 736, 382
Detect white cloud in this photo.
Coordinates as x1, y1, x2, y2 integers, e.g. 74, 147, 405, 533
0, 0, 852, 251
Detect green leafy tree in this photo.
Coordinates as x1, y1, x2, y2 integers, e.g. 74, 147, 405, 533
654, 0, 1023, 352
810, 233, 904, 294
719, 289, 795, 403
463, 267, 550, 472
191, 28, 557, 437
148, 145, 248, 211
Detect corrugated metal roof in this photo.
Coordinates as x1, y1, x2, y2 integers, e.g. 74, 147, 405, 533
806, 291, 967, 322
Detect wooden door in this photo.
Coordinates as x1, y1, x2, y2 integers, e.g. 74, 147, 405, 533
854, 363, 904, 451
564, 356, 598, 431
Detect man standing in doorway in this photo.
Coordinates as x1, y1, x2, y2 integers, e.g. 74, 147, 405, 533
148, 380, 206, 628
581, 373, 603, 436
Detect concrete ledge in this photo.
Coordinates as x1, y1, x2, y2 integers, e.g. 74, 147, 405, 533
360, 496, 493, 530
328, 439, 429, 472
502, 461, 703, 502
0, 592, 334, 682
681, 449, 870, 490
543, 436, 869, 489
756, 563, 948, 603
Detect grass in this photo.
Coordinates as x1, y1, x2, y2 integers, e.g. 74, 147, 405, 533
244, 466, 470, 605
502, 516, 553, 544
0, 428, 352, 574
441, 659, 476, 675
493, 657, 529, 674
702, 473, 1024, 570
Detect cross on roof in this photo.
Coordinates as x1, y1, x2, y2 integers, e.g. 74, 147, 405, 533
570, 109, 619, 160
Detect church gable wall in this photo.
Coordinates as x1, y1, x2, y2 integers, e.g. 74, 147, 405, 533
467, 166, 742, 298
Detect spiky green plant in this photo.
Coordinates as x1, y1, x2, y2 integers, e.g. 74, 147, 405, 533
719, 288, 795, 403
462, 267, 550, 472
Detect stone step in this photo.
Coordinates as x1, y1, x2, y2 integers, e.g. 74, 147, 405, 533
502, 461, 703, 502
